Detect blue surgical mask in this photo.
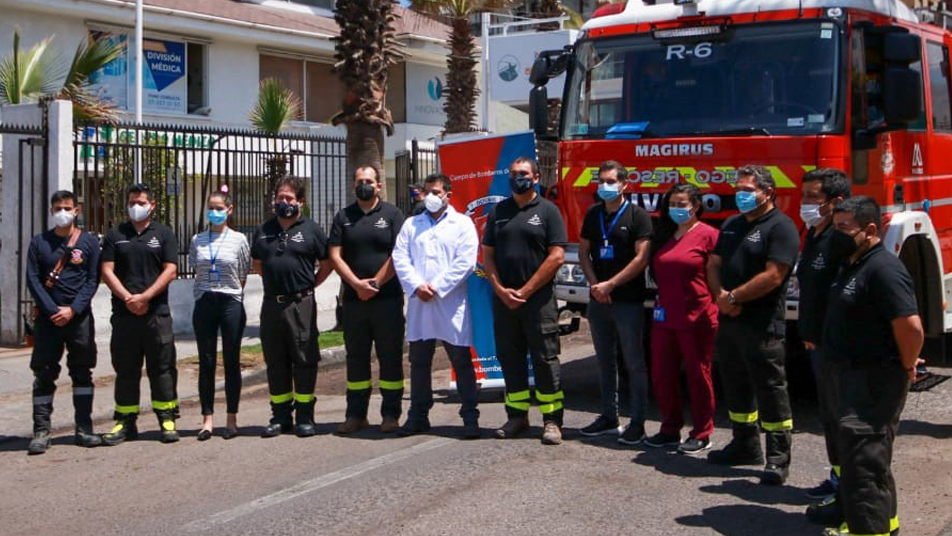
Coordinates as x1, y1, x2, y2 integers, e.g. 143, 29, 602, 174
668, 206, 692, 224
207, 209, 228, 225
735, 191, 761, 214
597, 182, 621, 201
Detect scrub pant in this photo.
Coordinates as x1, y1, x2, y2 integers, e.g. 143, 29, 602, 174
492, 291, 563, 426
837, 359, 908, 536
812, 349, 843, 475
30, 312, 97, 433
111, 312, 178, 422
651, 315, 717, 441
342, 297, 405, 420
260, 294, 320, 423
193, 292, 246, 416
587, 299, 648, 426
407, 339, 479, 424
716, 319, 793, 467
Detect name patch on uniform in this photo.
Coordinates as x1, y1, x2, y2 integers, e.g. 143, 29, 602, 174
746, 230, 762, 243
290, 232, 305, 243
147, 237, 161, 248
527, 214, 543, 226
374, 218, 389, 229
70, 249, 84, 264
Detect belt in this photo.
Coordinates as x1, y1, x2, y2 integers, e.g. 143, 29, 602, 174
267, 289, 313, 304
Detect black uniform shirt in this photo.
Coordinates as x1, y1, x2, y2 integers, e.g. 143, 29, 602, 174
251, 217, 329, 297
101, 221, 178, 316
26, 230, 102, 317
796, 224, 844, 345
579, 199, 652, 303
329, 201, 405, 302
483, 195, 568, 298
822, 243, 919, 363
714, 207, 800, 335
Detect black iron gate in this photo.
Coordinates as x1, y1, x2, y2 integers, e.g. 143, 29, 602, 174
394, 140, 438, 215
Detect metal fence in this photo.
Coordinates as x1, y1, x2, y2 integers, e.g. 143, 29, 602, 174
73, 122, 347, 276
394, 139, 438, 215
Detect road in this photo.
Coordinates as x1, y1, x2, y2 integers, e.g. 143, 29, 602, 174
2, 330, 952, 536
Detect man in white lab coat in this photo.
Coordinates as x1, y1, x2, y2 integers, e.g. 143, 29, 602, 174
392, 173, 481, 439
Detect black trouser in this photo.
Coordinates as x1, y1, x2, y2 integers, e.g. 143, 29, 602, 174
30, 312, 97, 433
812, 349, 843, 474
260, 294, 320, 423
193, 292, 246, 415
111, 312, 178, 421
407, 339, 479, 424
837, 359, 908, 536
492, 291, 563, 426
342, 297, 405, 420
716, 319, 793, 467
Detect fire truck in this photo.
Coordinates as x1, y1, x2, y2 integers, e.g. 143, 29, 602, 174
529, 0, 952, 360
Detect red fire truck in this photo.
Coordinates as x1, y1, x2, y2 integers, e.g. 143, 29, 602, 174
529, 0, 952, 360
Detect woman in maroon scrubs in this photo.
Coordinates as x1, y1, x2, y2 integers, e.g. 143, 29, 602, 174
645, 184, 719, 454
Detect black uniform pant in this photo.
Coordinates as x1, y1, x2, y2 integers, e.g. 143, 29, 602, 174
260, 294, 320, 421
342, 297, 405, 420
111, 313, 178, 421
716, 319, 793, 467
492, 292, 563, 426
30, 312, 97, 432
813, 350, 843, 473
193, 292, 246, 415
837, 359, 908, 536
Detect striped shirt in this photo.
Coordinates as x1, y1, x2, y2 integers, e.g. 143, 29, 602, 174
189, 228, 251, 301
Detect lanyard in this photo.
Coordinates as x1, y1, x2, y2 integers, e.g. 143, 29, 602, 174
208, 228, 228, 268
600, 200, 629, 245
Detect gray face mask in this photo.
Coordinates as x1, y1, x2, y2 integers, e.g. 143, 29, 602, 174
128, 204, 151, 222
51, 209, 75, 228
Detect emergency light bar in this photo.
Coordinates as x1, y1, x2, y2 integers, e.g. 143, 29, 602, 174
652, 25, 722, 39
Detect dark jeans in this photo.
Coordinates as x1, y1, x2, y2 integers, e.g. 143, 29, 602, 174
587, 299, 647, 425
193, 292, 247, 415
407, 340, 479, 424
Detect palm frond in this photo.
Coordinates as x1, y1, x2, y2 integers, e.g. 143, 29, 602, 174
63, 35, 124, 90
0, 28, 65, 105
250, 78, 301, 134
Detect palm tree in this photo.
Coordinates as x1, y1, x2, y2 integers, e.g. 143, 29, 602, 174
332, 0, 405, 194
250, 77, 302, 212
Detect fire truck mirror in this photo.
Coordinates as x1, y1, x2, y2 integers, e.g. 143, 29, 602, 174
530, 86, 550, 137
884, 32, 921, 64
883, 67, 923, 126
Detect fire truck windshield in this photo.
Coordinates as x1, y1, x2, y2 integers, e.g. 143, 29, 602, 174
562, 21, 841, 140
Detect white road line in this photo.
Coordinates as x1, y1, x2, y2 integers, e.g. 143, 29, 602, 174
183, 437, 454, 532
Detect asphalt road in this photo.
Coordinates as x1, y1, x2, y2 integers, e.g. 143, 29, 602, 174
3, 331, 952, 536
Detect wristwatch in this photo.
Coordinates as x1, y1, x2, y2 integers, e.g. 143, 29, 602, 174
727, 291, 738, 305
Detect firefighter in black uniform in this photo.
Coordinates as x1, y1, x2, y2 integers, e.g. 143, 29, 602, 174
252, 176, 334, 438
25, 190, 103, 454
101, 183, 180, 445
821, 196, 923, 536
483, 156, 568, 445
707, 165, 800, 485
329, 165, 406, 435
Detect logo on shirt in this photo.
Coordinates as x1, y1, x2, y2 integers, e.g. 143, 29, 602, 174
746, 230, 762, 243
374, 218, 389, 229
70, 249, 84, 264
811, 253, 826, 270
290, 231, 305, 243
147, 237, 161, 248
842, 277, 857, 296
527, 214, 543, 226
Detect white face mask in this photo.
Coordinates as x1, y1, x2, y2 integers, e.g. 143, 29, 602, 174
799, 203, 825, 227
424, 192, 446, 213
128, 203, 152, 223
51, 209, 75, 228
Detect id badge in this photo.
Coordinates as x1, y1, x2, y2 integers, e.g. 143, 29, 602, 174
599, 245, 615, 260
208, 266, 221, 283
652, 307, 666, 322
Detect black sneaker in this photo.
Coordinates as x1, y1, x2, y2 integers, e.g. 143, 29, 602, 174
579, 416, 620, 437
760, 462, 789, 485
806, 495, 844, 526
397, 419, 431, 437
644, 432, 680, 448
678, 437, 712, 455
617, 422, 647, 445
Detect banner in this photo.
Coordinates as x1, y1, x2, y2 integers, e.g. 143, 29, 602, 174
438, 131, 537, 390
405, 62, 448, 126
488, 30, 578, 104
88, 33, 188, 114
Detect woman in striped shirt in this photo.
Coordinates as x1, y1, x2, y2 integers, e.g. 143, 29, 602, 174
189, 190, 251, 440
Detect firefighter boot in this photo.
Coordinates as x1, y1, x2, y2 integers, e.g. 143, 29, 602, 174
295, 400, 316, 438
73, 390, 102, 447
262, 401, 294, 438
28, 397, 54, 455
102, 417, 139, 446
807, 494, 845, 526
494, 416, 530, 439
708, 423, 764, 466
28, 431, 51, 455
159, 418, 180, 443
761, 430, 792, 485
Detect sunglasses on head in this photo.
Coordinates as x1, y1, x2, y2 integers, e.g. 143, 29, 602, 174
276, 231, 289, 254
129, 182, 151, 192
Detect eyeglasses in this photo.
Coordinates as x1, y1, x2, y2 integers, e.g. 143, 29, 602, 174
276, 231, 289, 254
510, 170, 532, 178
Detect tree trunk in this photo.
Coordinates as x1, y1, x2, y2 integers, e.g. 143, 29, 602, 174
345, 120, 386, 202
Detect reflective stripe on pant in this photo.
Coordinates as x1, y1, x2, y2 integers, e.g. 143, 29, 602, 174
407, 339, 479, 423
30, 313, 97, 432
715, 319, 793, 467
837, 360, 908, 536
260, 295, 320, 420
492, 291, 563, 425
342, 297, 405, 419
110, 313, 178, 421
587, 299, 648, 425
812, 349, 843, 468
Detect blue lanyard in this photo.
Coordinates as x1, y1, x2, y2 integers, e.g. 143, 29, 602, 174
208, 228, 227, 267
600, 200, 629, 245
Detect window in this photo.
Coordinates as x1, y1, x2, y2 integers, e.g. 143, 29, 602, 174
305, 62, 343, 123
909, 55, 928, 131
259, 54, 305, 120
187, 42, 207, 114
927, 41, 952, 132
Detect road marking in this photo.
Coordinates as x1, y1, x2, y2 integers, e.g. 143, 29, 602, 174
183, 437, 454, 532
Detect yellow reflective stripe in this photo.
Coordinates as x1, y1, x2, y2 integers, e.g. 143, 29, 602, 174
270, 392, 293, 404
833, 465, 841, 477
842, 516, 897, 536
346, 380, 371, 391
890, 516, 899, 532
378, 379, 405, 390
535, 390, 565, 403
539, 401, 564, 414
115, 404, 139, 414
762, 419, 794, 432
110, 422, 126, 434
506, 390, 531, 402
729, 411, 759, 424
151, 399, 178, 411
294, 392, 315, 403
161, 420, 176, 431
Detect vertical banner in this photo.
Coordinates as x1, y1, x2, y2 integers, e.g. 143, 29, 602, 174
438, 131, 537, 390
141, 38, 188, 114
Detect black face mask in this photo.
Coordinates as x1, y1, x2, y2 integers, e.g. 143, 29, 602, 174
831, 229, 860, 259
274, 201, 300, 219
510, 176, 534, 195
355, 183, 376, 201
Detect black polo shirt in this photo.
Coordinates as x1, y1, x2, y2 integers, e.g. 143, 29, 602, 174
579, 199, 652, 303
796, 223, 844, 345
714, 207, 799, 335
101, 221, 178, 316
329, 200, 405, 302
822, 243, 919, 363
251, 217, 329, 297
26, 230, 102, 317
482, 195, 567, 300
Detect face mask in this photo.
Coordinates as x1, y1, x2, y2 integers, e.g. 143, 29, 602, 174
597, 182, 621, 201
274, 201, 300, 219
668, 206, 693, 225
735, 191, 761, 214
128, 203, 151, 223
51, 209, 75, 228
207, 209, 228, 226
510, 175, 534, 195
355, 182, 376, 202
799, 204, 826, 227
831, 229, 860, 259
424, 192, 446, 213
